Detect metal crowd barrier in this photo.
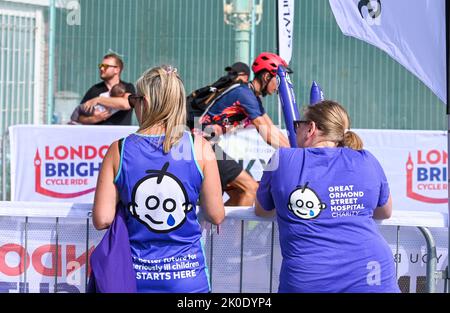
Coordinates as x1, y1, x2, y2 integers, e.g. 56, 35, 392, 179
0, 202, 448, 293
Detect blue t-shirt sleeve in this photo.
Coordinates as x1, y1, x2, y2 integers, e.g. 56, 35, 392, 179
256, 150, 279, 211
366, 150, 390, 207
238, 89, 265, 120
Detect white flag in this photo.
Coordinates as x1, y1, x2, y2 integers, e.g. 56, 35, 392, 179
278, 0, 295, 64
329, 0, 446, 103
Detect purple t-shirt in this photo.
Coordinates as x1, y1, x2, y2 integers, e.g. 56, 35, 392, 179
115, 132, 210, 293
257, 147, 400, 293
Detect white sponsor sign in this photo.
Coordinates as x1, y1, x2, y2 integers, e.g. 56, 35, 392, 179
9, 125, 448, 212
9, 125, 137, 202
359, 129, 447, 212
0, 215, 105, 293
220, 127, 448, 213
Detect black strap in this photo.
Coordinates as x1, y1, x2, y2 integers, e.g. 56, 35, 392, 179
118, 138, 124, 155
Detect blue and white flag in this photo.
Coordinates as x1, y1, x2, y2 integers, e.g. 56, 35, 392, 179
277, 0, 295, 64
329, 0, 446, 103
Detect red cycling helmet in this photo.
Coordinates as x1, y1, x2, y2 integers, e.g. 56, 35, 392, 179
252, 52, 288, 76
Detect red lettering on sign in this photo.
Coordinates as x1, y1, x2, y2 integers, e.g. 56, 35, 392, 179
0, 244, 30, 276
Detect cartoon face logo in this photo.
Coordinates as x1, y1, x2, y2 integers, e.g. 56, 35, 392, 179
128, 162, 193, 233
288, 183, 326, 220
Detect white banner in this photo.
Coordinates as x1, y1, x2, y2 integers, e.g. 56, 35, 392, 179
0, 207, 446, 293
358, 129, 447, 212
9, 125, 137, 202
0, 217, 104, 293
328, 0, 446, 103
277, 0, 294, 64
219, 127, 448, 213
9, 125, 447, 210
3, 126, 449, 292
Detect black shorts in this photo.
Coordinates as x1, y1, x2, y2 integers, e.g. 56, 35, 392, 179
212, 144, 243, 191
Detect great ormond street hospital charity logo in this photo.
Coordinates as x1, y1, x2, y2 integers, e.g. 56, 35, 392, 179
406, 150, 447, 204
34, 145, 108, 198
288, 183, 327, 220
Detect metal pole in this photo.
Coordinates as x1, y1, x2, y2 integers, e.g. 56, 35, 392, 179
235, 30, 250, 64
23, 217, 29, 292
418, 227, 438, 293
47, 0, 56, 124
276, 0, 282, 127
446, 0, 450, 293
209, 224, 214, 291
85, 217, 90, 292
239, 220, 244, 293
395, 226, 400, 279
235, 0, 251, 63
224, 0, 262, 64
2, 132, 7, 200
250, 0, 256, 80
276, 0, 280, 56
269, 221, 275, 292
54, 217, 59, 293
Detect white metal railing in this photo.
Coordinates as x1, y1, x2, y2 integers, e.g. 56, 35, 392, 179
0, 201, 448, 293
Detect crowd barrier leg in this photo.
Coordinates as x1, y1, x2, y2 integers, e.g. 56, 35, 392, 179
85, 218, 90, 292
239, 220, 244, 293
24, 217, 29, 290
54, 217, 59, 293
395, 226, 400, 279
446, 266, 449, 292
1, 131, 8, 200
418, 227, 438, 293
269, 221, 275, 293
209, 224, 215, 290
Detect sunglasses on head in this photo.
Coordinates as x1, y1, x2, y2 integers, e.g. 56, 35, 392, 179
98, 63, 119, 70
128, 94, 145, 109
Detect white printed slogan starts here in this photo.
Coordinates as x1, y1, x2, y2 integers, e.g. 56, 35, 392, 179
328, 185, 365, 218
133, 254, 199, 281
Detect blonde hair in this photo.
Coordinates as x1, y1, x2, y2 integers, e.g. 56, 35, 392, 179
304, 100, 363, 150
135, 65, 186, 153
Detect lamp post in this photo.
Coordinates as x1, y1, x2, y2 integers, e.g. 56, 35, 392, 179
224, 0, 263, 65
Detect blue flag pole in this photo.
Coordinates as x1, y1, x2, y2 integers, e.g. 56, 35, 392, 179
445, 0, 450, 293
277, 66, 300, 148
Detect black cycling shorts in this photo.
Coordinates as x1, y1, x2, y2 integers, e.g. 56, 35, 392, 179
212, 144, 243, 191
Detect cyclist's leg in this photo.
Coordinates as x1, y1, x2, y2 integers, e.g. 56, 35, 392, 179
213, 144, 240, 185
224, 170, 258, 206
213, 143, 257, 206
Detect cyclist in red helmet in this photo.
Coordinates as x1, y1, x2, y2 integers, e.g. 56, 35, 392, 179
252, 52, 288, 77
199, 52, 290, 206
